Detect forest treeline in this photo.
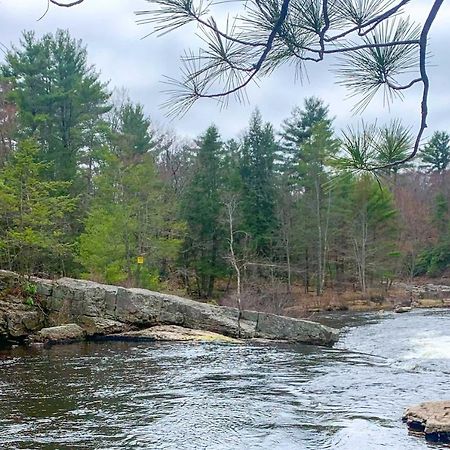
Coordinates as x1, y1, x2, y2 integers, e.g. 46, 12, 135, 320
1, 30, 450, 310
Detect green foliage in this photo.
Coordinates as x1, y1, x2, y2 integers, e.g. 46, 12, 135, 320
335, 120, 413, 175
21, 280, 38, 307
416, 241, 450, 277
79, 205, 129, 283
415, 193, 450, 277
181, 125, 228, 297
23, 282, 37, 296
336, 18, 420, 113
420, 131, 450, 174
374, 120, 413, 173
281, 97, 332, 151
280, 97, 333, 179
0, 25, 445, 297
240, 110, 278, 256
78, 142, 184, 286
361, 178, 396, 225
111, 101, 155, 159
0, 139, 76, 274
1, 29, 111, 185
24, 297, 35, 306
433, 192, 449, 237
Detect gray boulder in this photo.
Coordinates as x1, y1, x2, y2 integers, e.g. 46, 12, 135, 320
0, 272, 339, 346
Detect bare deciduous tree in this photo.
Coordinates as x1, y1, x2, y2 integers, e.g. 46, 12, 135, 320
224, 196, 244, 336
0, 81, 16, 166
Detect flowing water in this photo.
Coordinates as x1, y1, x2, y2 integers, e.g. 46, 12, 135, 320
0, 309, 449, 449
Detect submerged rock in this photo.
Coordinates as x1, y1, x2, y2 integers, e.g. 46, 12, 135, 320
114, 325, 241, 343
403, 401, 450, 444
394, 306, 412, 314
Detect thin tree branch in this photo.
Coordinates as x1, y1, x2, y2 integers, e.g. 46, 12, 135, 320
373, 0, 445, 170
299, 39, 420, 57
325, 0, 411, 42
49, 0, 85, 7
38, 0, 51, 20
196, 16, 265, 48
195, 0, 291, 99
387, 78, 422, 91
51, 0, 445, 171
318, 0, 331, 59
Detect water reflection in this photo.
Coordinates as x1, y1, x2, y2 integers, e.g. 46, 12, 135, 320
0, 309, 448, 449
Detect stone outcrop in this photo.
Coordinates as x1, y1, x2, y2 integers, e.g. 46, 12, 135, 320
0, 271, 46, 340
0, 271, 339, 346
403, 401, 450, 444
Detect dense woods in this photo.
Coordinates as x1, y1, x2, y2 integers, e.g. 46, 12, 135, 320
1, 30, 450, 311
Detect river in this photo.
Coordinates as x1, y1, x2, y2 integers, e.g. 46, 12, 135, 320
0, 309, 449, 449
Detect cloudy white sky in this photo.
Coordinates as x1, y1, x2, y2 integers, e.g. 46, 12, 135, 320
0, 0, 449, 140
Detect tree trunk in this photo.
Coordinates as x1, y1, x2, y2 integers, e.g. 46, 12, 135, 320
315, 178, 323, 296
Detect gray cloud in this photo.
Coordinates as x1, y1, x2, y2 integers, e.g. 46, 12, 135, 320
0, 0, 448, 140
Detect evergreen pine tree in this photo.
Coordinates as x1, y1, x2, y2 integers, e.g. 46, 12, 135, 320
420, 131, 450, 174
1, 30, 111, 185
181, 125, 227, 297
240, 110, 277, 256
279, 97, 332, 177
0, 139, 76, 274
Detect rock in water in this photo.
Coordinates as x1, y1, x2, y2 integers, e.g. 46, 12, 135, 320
45, 277, 338, 345
394, 306, 412, 313
403, 401, 450, 444
116, 325, 241, 343
30, 324, 85, 345
0, 271, 339, 346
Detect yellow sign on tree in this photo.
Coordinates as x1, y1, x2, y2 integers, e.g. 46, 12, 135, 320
137, 256, 144, 264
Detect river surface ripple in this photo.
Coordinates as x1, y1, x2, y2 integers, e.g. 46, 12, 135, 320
0, 309, 449, 449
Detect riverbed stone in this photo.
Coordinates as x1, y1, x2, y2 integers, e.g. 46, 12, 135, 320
32, 323, 86, 344
160, 295, 251, 337
415, 298, 445, 308
0, 293, 46, 339
115, 324, 241, 343
403, 401, 450, 443
394, 306, 412, 313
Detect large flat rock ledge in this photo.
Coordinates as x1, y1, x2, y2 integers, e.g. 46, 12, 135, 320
403, 401, 450, 444
0, 271, 339, 346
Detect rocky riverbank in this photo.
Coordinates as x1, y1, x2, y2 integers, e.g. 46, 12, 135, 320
284, 281, 450, 317
0, 270, 338, 347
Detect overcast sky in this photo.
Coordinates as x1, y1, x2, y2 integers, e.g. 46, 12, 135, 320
0, 0, 449, 140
